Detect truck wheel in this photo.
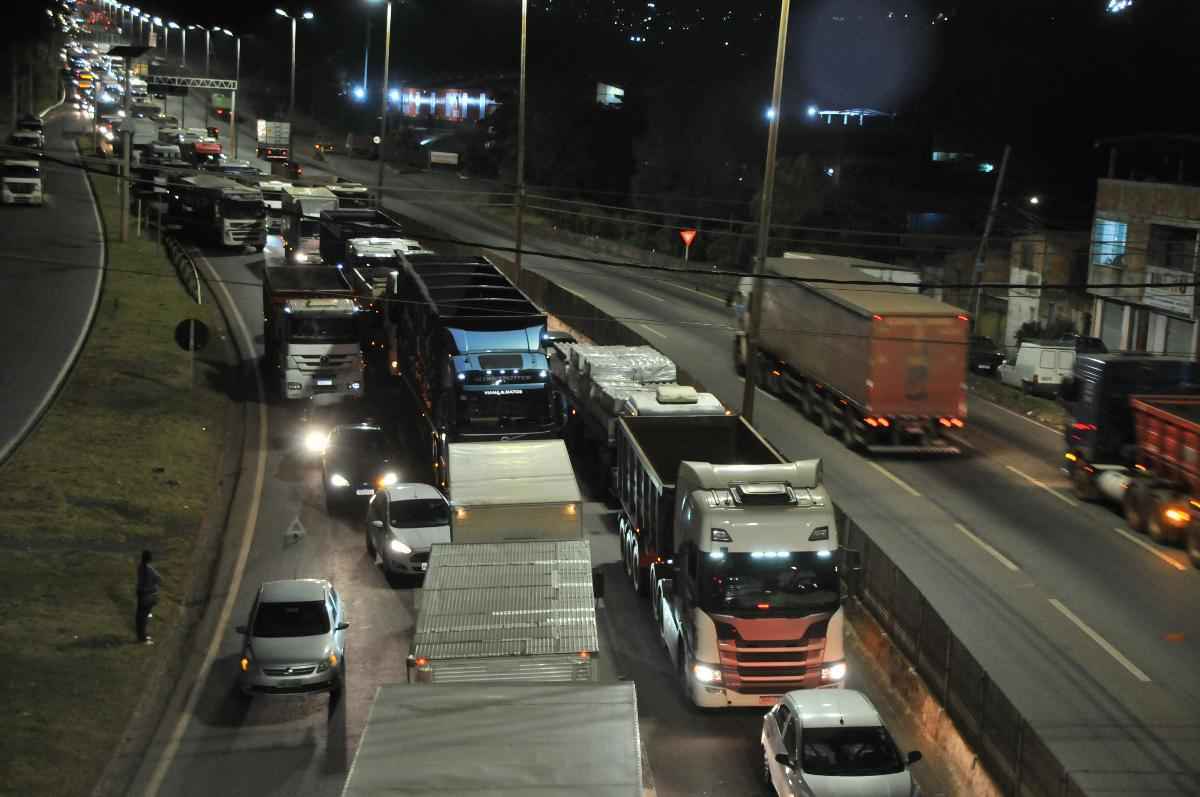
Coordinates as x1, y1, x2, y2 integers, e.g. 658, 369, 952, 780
820, 398, 839, 438
1069, 465, 1098, 502
1187, 527, 1200, 569
1123, 482, 1148, 534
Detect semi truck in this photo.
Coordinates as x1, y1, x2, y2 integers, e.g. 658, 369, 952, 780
180, 139, 222, 167
167, 174, 266, 250
446, 440, 583, 543
384, 254, 562, 482
235, 176, 291, 234
733, 254, 969, 453
341, 682, 643, 797
261, 266, 365, 403
616, 414, 845, 708
256, 119, 291, 161
1060, 354, 1200, 563
281, 185, 338, 264
317, 208, 406, 267
408, 540, 601, 684
329, 181, 372, 209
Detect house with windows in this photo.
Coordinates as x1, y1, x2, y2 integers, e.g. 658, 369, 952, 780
1087, 178, 1200, 356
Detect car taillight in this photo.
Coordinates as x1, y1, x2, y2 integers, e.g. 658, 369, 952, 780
1072, 422, 1096, 432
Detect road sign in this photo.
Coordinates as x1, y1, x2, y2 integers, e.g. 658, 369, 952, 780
174, 319, 210, 352
679, 229, 697, 247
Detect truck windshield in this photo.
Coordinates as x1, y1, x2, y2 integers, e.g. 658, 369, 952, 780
220, 197, 265, 219
286, 317, 359, 343
699, 553, 839, 615
338, 197, 372, 209
5, 165, 39, 179
300, 219, 321, 238
457, 387, 554, 433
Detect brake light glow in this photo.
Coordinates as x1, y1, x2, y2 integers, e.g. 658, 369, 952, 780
872, 314, 883, 321
950, 418, 964, 428
957, 314, 969, 321
1072, 422, 1097, 432
878, 417, 890, 427
938, 418, 952, 427
756, 603, 770, 610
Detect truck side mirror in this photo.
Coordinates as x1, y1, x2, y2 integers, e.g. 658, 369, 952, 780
592, 569, 605, 600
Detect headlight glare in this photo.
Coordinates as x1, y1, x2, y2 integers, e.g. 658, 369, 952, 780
692, 663, 722, 684
389, 538, 412, 555
330, 473, 350, 487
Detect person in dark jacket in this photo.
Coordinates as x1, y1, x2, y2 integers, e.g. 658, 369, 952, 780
136, 549, 161, 644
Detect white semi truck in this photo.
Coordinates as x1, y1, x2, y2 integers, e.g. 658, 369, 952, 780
281, 185, 338, 264
261, 266, 365, 403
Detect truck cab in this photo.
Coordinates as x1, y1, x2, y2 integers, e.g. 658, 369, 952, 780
329, 181, 372, 209
656, 460, 845, 708
168, 174, 266, 250
281, 186, 338, 264
2, 160, 44, 206
262, 266, 365, 404
252, 178, 292, 234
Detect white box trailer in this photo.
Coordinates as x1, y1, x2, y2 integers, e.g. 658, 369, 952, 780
341, 682, 644, 797
409, 540, 601, 684
447, 440, 583, 543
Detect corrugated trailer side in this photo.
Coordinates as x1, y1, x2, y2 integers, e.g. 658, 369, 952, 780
1132, 396, 1200, 495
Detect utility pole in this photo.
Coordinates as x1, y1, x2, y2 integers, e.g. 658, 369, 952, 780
972, 144, 1011, 321
120, 60, 132, 241
513, 0, 529, 285
231, 35, 240, 159
740, 0, 792, 424
377, 0, 392, 190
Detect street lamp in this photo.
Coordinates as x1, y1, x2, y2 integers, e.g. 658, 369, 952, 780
514, 0, 529, 283
165, 21, 178, 59
217, 28, 241, 159
741, 0, 793, 423
275, 9, 315, 120
367, 0, 391, 191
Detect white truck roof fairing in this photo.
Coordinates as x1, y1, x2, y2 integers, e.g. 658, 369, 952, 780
448, 440, 581, 508
348, 237, 429, 258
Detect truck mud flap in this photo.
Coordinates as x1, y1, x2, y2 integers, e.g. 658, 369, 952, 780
865, 444, 960, 455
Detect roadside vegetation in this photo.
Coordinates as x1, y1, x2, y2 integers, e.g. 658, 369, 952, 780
0, 153, 231, 796
967, 373, 1065, 430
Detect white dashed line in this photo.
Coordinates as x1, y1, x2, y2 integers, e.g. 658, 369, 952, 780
1005, 465, 1078, 508
1112, 527, 1188, 572
1048, 598, 1151, 682
639, 323, 668, 340
866, 462, 922, 497
630, 287, 667, 303
953, 523, 1021, 572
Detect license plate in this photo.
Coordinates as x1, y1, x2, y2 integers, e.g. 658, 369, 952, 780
316, 378, 333, 387
758, 695, 782, 705
355, 488, 374, 496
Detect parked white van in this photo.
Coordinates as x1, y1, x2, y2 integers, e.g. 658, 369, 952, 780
999, 340, 1076, 396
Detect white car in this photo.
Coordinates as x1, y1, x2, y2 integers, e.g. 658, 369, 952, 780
366, 483, 450, 580
762, 689, 922, 797
1, 160, 44, 206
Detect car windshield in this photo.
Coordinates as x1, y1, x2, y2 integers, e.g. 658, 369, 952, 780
6, 166, 39, 179
390, 499, 449, 528
286, 316, 359, 343
698, 552, 840, 615
801, 726, 905, 777
332, 427, 386, 453
252, 600, 330, 637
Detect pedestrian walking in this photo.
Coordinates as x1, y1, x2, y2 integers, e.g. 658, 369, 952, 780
136, 549, 161, 645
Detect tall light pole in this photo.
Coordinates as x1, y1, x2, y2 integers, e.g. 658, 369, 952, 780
740, 0, 792, 423
219, 29, 240, 159
513, 0, 529, 284
152, 17, 163, 51
362, 13, 371, 98
275, 9, 314, 120
368, 0, 392, 191
179, 24, 188, 68
166, 21, 178, 59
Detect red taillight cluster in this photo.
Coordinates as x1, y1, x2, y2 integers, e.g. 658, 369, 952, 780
937, 417, 965, 428
864, 417, 891, 428
1072, 422, 1097, 432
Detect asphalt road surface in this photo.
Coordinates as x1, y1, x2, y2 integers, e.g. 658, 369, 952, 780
0, 105, 104, 463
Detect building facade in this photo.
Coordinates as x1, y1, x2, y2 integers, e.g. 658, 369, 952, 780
1087, 178, 1200, 357
1003, 232, 1091, 349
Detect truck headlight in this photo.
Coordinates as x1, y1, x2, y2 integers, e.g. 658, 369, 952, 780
330, 473, 350, 488
377, 472, 398, 487
822, 661, 847, 682
293, 252, 308, 263
1163, 506, 1191, 528
389, 538, 412, 555
692, 662, 722, 684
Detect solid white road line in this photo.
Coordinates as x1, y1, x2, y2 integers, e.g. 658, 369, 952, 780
1112, 527, 1188, 572
953, 523, 1021, 572
630, 287, 667, 303
0, 139, 105, 466
639, 323, 669, 340
1048, 598, 1152, 683
1005, 464, 1078, 508
974, 394, 1061, 436
867, 462, 922, 497
143, 252, 270, 797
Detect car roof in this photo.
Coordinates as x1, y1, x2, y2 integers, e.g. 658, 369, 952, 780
380, 482, 445, 503
783, 689, 882, 729
259, 578, 330, 603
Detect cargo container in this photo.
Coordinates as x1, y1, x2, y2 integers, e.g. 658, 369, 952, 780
733, 255, 968, 453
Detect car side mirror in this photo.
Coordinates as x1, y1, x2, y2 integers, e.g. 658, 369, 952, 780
906, 750, 923, 765
370, 520, 384, 528
775, 753, 792, 767
235, 625, 247, 635
336, 622, 350, 631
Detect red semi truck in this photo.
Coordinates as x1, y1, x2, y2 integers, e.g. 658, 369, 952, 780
1125, 396, 1200, 564
733, 254, 969, 453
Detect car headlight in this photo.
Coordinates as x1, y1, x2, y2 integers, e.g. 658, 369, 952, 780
822, 661, 847, 682
304, 429, 329, 453
293, 252, 308, 263
378, 472, 398, 488
330, 473, 350, 488
389, 538, 412, 555
692, 662, 722, 684
317, 653, 337, 673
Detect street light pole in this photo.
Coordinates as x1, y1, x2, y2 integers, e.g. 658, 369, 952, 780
513, 0, 528, 285
362, 14, 371, 96
205, 28, 211, 76
181, 27, 186, 68
377, 0, 391, 190
232, 35, 240, 158
740, 0, 792, 424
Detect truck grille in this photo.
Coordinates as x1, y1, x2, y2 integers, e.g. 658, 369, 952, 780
713, 615, 829, 692
7, 183, 37, 195
292, 353, 358, 372
226, 219, 263, 243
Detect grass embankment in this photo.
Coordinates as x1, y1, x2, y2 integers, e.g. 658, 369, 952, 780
0, 158, 231, 796
967, 373, 1065, 429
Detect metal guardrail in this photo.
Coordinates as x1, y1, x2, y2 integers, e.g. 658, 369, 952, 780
164, 236, 202, 306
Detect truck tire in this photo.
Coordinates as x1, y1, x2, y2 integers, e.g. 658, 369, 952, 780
1069, 465, 1098, 502
820, 397, 839, 438
1145, 493, 1173, 545
1123, 482, 1148, 534
1187, 526, 1200, 569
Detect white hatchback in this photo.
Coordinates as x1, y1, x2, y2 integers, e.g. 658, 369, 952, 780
366, 483, 451, 579
761, 689, 922, 797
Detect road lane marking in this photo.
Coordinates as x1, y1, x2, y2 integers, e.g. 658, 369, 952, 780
143, 252, 270, 797
1112, 527, 1188, 572
973, 394, 1061, 436
630, 287, 667, 303
866, 462, 921, 497
1005, 465, 1078, 508
639, 323, 668, 340
1048, 598, 1151, 682
953, 523, 1021, 571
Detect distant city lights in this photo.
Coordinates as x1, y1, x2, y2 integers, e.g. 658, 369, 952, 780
825, 167, 836, 177
806, 105, 818, 118
1106, 0, 1133, 13
388, 88, 401, 104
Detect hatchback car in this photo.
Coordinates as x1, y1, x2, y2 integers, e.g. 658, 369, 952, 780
321, 422, 398, 512
366, 483, 451, 579
968, 336, 1004, 374
762, 689, 922, 797
235, 579, 348, 697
